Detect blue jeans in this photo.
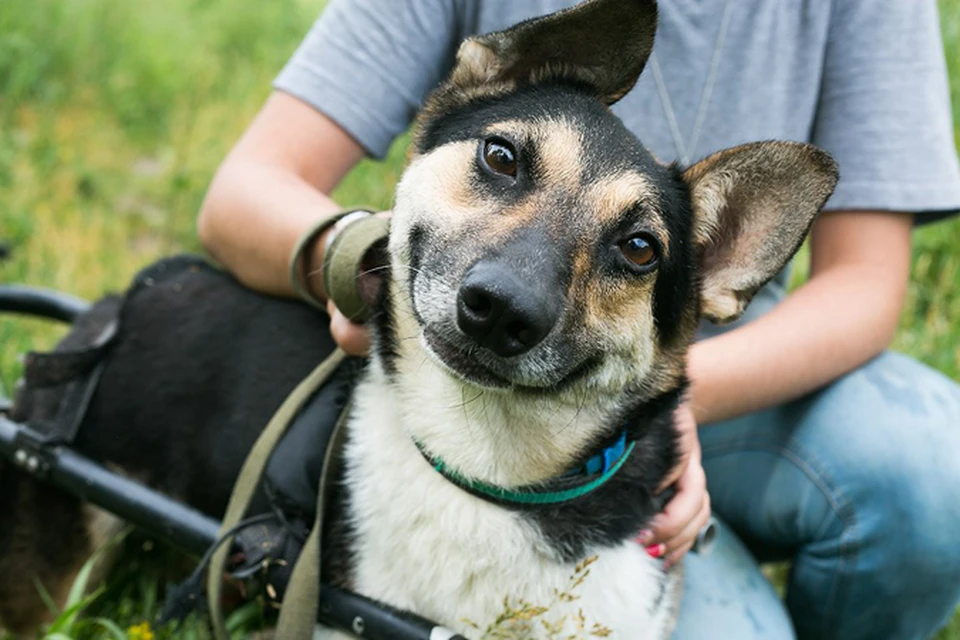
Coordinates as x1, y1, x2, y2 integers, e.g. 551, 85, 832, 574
673, 352, 960, 639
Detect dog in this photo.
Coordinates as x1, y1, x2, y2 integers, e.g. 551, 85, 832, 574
0, 0, 838, 637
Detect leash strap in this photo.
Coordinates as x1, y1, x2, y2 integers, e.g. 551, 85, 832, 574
288, 210, 365, 311
207, 348, 346, 640
322, 214, 390, 323
275, 398, 352, 638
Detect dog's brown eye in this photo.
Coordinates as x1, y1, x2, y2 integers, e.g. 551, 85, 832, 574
619, 235, 658, 269
482, 139, 517, 177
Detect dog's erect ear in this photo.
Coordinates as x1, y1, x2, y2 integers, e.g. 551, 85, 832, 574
451, 0, 658, 105
683, 141, 839, 324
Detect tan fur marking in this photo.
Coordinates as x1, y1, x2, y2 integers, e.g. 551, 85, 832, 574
451, 40, 503, 87
584, 172, 669, 256
569, 245, 592, 294
401, 139, 549, 247
584, 279, 661, 393
481, 119, 525, 136
483, 118, 584, 193
400, 142, 486, 227
532, 119, 584, 193
562, 233, 662, 396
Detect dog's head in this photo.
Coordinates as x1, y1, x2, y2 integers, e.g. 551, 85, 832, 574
370, 0, 837, 480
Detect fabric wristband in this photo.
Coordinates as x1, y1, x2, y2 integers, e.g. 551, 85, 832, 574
288, 209, 373, 311
322, 214, 390, 323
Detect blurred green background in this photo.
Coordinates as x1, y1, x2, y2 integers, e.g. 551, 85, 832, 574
0, 0, 958, 637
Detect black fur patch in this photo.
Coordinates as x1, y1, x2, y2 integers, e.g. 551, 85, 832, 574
405, 223, 429, 325
54, 257, 337, 516
371, 282, 399, 379
651, 168, 698, 348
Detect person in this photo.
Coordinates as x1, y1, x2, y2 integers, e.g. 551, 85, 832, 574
196, 1, 960, 638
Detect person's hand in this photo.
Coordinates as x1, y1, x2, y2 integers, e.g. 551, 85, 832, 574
328, 299, 373, 355
323, 210, 392, 356
635, 402, 711, 570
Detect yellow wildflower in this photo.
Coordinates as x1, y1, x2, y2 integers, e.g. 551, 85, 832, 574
127, 621, 155, 640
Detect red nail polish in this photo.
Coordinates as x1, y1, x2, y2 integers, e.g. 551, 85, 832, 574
646, 543, 664, 558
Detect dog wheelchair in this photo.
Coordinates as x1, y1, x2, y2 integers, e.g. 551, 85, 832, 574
0, 280, 466, 640
0, 265, 717, 640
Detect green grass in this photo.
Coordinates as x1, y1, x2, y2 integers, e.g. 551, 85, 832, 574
1, 0, 959, 637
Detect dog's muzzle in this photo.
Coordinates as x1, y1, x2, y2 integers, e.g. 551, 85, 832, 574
456, 260, 562, 357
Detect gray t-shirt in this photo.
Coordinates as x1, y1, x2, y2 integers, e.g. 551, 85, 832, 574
275, 0, 960, 333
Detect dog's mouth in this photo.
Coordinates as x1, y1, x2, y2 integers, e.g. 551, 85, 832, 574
423, 331, 512, 389
421, 329, 599, 394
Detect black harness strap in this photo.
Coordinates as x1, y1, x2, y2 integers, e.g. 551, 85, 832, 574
20, 320, 118, 448
22, 320, 117, 388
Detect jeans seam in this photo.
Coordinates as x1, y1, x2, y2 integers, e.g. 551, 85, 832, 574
702, 440, 858, 635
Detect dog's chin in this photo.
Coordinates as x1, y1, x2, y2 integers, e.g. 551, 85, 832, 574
420, 329, 598, 394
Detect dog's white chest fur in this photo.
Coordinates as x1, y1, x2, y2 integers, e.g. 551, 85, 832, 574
318, 373, 680, 639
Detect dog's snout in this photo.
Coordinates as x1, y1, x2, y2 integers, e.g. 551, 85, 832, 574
457, 261, 560, 357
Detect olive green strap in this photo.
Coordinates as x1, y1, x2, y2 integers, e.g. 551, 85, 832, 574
207, 349, 346, 640
322, 215, 390, 323
288, 210, 369, 310
274, 398, 352, 639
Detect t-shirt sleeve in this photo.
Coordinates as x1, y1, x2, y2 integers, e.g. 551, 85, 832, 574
811, 0, 960, 221
274, 0, 467, 159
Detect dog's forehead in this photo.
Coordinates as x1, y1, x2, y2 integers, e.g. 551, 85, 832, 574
417, 84, 661, 175
482, 117, 670, 240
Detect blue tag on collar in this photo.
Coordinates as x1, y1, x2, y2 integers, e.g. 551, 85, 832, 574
583, 431, 628, 476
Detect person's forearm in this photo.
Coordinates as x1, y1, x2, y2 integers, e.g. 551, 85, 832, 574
687, 211, 912, 425
198, 160, 341, 299
688, 265, 901, 424
197, 91, 368, 300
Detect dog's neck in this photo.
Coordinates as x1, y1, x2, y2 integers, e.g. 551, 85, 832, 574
374, 293, 629, 490
399, 365, 621, 487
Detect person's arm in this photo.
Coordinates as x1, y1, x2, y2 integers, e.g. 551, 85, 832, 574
686, 0, 960, 425
651, 0, 960, 565
197, 91, 366, 301
688, 209, 912, 425
648, 209, 911, 566
198, 0, 467, 303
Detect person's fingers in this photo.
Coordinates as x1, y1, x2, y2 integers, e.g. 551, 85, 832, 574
647, 448, 706, 544
662, 500, 711, 570
661, 493, 711, 569
661, 540, 693, 571
328, 300, 372, 356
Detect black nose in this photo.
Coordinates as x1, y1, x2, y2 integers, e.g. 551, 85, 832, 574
457, 261, 561, 357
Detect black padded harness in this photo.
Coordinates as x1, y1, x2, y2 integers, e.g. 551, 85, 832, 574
14, 256, 358, 625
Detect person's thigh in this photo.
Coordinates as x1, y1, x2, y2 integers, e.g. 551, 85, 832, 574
699, 351, 960, 640
673, 518, 795, 639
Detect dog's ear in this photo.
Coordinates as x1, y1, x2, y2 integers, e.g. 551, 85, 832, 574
683, 141, 839, 324
451, 0, 657, 105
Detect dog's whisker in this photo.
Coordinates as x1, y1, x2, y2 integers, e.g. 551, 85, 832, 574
357, 263, 424, 279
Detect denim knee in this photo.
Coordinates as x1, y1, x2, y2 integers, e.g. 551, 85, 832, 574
701, 351, 960, 639
777, 352, 960, 637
